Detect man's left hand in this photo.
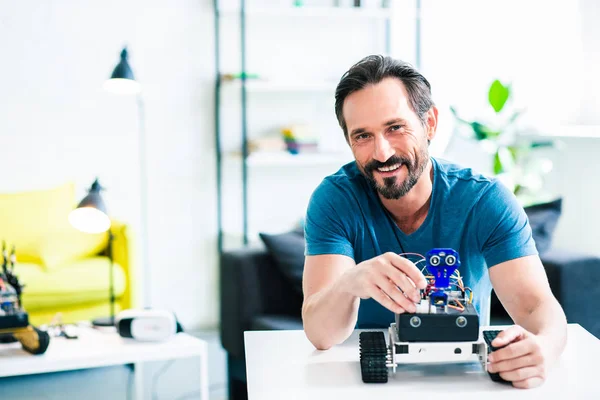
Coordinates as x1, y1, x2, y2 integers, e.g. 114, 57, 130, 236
487, 325, 551, 389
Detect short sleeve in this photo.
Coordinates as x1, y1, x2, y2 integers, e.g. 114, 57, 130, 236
304, 179, 355, 259
474, 180, 539, 268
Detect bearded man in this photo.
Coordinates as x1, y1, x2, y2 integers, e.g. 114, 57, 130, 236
301, 55, 567, 389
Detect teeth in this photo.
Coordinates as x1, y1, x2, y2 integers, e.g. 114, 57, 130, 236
378, 163, 401, 172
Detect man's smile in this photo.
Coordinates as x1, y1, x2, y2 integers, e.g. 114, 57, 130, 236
374, 163, 406, 178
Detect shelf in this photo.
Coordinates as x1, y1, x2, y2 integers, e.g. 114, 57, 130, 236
218, 6, 392, 19
221, 79, 337, 93
226, 151, 353, 167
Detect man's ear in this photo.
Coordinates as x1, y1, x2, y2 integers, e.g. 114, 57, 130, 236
426, 106, 439, 142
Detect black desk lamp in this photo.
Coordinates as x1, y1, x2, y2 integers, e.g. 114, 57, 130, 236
69, 178, 115, 327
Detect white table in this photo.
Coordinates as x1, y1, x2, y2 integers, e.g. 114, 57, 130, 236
0, 325, 209, 400
244, 323, 600, 399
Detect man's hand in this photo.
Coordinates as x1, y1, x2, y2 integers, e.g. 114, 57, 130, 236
487, 325, 553, 389
339, 252, 427, 314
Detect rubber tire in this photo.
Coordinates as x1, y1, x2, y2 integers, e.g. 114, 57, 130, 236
359, 331, 388, 383
18, 327, 51, 355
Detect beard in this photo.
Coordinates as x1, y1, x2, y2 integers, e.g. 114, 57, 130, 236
362, 147, 429, 200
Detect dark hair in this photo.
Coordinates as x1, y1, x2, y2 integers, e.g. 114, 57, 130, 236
334, 55, 434, 139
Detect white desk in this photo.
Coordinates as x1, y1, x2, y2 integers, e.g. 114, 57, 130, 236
244, 323, 600, 399
0, 326, 209, 400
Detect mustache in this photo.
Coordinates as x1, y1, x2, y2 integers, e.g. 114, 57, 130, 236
365, 155, 412, 172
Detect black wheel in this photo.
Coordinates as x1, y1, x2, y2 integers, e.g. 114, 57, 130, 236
15, 326, 51, 355
359, 331, 388, 383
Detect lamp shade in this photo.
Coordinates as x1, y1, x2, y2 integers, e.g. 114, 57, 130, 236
69, 179, 111, 234
103, 47, 141, 95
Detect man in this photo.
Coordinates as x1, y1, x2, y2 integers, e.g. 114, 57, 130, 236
301, 55, 567, 389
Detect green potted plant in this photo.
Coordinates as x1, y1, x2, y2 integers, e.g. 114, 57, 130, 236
450, 80, 564, 256
450, 79, 560, 208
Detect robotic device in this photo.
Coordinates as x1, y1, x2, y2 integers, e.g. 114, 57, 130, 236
0, 243, 50, 355
359, 248, 507, 384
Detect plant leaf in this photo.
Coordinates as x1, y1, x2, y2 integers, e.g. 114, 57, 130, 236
471, 122, 501, 140
529, 141, 555, 149
493, 146, 516, 174
488, 79, 510, 113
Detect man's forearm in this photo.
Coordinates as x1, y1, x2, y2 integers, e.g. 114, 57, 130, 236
302, 279, 360, 350
518, 297, 567, 362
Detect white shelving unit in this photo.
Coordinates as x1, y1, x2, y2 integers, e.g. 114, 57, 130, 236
218, 6, 392, 19
221, 79, 338, 93
215, 0, 394, 251
226, 150, 354, 167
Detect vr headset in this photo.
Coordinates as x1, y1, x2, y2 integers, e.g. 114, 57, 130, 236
115, 309, 184, 342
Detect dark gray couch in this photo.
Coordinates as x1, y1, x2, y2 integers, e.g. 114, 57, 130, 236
220, 245, 600, 400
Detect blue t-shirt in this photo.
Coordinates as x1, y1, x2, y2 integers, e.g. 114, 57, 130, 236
304, 156, 538, 328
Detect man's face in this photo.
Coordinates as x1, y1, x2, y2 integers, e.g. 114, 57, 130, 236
343, 77, 435, 200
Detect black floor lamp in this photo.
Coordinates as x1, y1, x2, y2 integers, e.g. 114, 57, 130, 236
103, 46, 150, 309
69, 178, 115, 327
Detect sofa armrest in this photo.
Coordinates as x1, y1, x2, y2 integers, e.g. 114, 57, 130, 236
110, 220, 135, 311
540, 248, 600, 338
220, 246, 303, 359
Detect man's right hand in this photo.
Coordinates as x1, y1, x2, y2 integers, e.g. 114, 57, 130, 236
339, 252, 427, 314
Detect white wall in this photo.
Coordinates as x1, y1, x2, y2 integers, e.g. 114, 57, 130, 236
0, 0, 218, 329
1, 0, 598, 331
423, 0, 600, 257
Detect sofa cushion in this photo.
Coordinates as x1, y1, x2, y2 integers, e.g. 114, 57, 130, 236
523, 197, 562, 255
259, 229, 305, 295
0, 182, 108, 269
16, 256, 126, 311
36, 227, 109, 270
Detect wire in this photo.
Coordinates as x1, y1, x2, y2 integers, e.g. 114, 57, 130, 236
151, 360, 176, 400
399, 252, 425, 259
415, 259, 430, 274
448, 298, 465, 312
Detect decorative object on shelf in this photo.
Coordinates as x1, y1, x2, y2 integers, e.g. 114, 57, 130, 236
104, 45, 151, 309
221, 72, 261, 81
69, 178, 116, 327
281, 124, 318, 155
450, 79, 561, 208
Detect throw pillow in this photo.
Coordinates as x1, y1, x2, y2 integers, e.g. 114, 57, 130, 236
37, 226, 109, 269
259, 229, 306, 295
523, 197, 562, 255
0, 182, 76, 265
0, 182, 110, 269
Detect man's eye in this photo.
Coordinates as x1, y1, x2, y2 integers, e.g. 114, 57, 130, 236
355, 133, 370, 141
390, 125, 404, 132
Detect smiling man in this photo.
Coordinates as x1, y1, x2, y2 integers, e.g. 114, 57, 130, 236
301, 55, 567, 389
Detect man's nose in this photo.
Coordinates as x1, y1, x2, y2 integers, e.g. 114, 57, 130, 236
373, 135, 395, 162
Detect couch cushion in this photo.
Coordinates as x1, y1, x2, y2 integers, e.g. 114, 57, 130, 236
36, 227, 108, 270
0, 182, 108, 269
16, 257, 126, 311
259, 229, 305, 295
523, 197, 562, 255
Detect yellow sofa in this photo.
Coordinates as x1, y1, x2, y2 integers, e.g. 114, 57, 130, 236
0, 182, 136, 326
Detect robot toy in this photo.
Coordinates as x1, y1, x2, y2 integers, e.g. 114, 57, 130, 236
0, 243, 50, 355
359, 248, 506, 384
